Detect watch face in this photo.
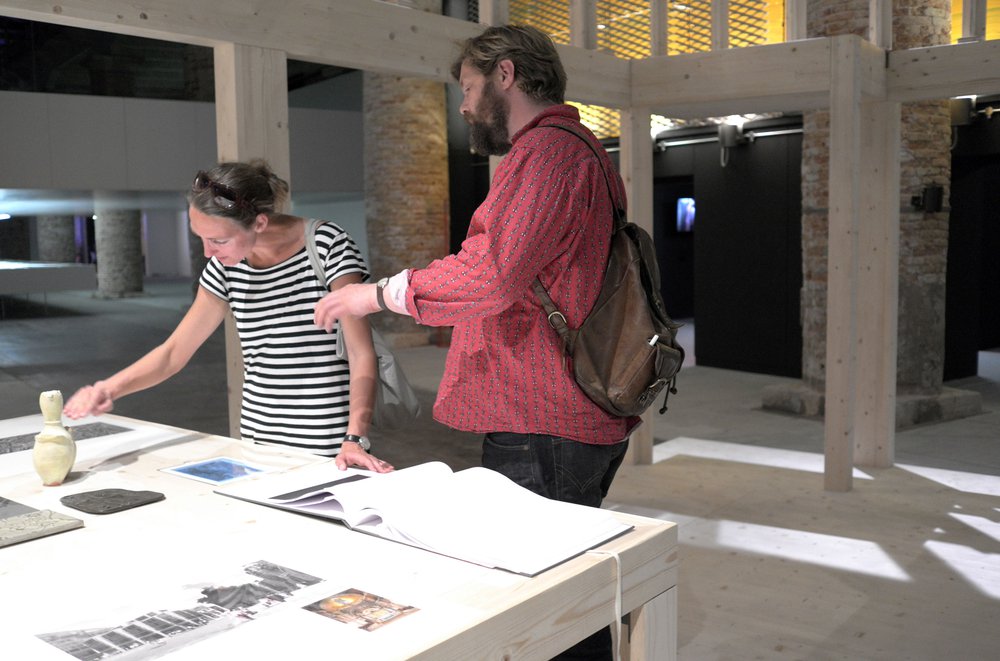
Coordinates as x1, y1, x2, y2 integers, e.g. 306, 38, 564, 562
347, 435, 370, 451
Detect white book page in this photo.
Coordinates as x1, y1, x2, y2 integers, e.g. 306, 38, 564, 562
218, 462, 630, 575
218, 461, 454, 534
364, 467, 631, 575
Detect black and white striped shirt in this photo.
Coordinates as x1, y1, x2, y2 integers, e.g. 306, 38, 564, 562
199, 221, 368, 456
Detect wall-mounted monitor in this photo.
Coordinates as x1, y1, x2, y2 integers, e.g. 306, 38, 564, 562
676, 197, 695, 232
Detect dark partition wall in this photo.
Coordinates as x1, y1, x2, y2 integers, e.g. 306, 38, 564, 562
653, 118, 804, 378
947, 103, 1000, 380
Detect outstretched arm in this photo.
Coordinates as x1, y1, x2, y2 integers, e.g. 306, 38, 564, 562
63, 286, 228, 418
318, 273, 394, 473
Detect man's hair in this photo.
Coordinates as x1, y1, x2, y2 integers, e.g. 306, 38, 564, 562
451, 25, 566, 105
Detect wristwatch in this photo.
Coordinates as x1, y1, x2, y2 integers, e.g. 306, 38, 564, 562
375, 277, 389, 311
344, 434, 371, 452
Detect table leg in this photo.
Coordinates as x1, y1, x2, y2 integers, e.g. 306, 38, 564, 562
622, 586, 677, 661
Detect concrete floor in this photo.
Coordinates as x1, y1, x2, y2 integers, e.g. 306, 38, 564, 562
2, 277, 998, 659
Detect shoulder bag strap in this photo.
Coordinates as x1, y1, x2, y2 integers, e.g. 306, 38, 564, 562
304, 218, 327, 287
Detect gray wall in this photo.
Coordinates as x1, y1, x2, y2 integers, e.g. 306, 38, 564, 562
0, 90, 363, 193
0, 74, 367, 276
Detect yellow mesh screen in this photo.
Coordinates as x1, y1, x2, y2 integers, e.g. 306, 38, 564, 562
508, 0, 786, 139
952, 0, 1000, 41
509, 2, 571, 44
668, 1, 713, 55
598, 0, 653, 59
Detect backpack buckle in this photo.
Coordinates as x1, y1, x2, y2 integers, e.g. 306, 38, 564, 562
547, 310, 567, 329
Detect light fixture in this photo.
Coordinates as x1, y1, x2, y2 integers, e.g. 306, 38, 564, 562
911, 185, 944, 213
950, 97, 975, 126
718, 121, 755, 167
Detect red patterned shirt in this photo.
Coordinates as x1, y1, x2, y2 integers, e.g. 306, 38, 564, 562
404, 105, 640, 443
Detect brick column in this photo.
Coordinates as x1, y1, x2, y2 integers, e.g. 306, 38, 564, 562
363, 0, 449, 347
894, 1, 952, 395
94, 207, 144, 298
36, 215, 77, 263
766, 0, 980, 425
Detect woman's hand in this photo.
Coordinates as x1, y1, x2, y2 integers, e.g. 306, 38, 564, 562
335, 441, 394, 473
63, 382, 114, 419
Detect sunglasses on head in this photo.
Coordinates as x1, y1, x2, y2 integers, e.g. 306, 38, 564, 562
192, 171, 256, 215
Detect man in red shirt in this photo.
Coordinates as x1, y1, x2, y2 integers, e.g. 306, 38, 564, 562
315, 26, 635, 656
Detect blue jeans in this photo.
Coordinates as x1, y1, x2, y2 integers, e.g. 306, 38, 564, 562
481, 432, 629, 660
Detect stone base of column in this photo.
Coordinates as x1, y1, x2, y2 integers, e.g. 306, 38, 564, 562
91, 290, 146, 300
762, 382, 983, 429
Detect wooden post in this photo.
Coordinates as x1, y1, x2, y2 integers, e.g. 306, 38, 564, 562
620, 106, 655, 466
477, 0, 509, 26
868, 0, 893, 50
650, 0, 668, 56
785, 0, 808, 41
854, 60, 901, 467
622, 587, 677, 661
824, 36, 862, 491
711, 0, 729, 50
960, 0, 988, 42
570, 0, 598, 50
213, 43, 290, 439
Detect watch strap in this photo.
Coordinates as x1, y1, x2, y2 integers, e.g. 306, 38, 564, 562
344, 434, 371, 451
375, 277, 389, 311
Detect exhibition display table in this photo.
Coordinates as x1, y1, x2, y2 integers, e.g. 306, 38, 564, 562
0, 414, 678, 660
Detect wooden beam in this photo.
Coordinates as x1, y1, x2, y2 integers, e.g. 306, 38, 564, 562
3, 2, 997, 113
619, 106, 655, 466
0, 0, 628, 106
824, 35, 863, 492
0, 0, 465, 79
888, 39, 1000, 103
213, 43, 291, 439
630, 39, 832, 118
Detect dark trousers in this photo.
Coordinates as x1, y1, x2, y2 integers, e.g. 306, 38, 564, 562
482, 432, 630, 661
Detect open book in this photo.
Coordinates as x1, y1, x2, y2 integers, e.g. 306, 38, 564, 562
216, 461, 632, 576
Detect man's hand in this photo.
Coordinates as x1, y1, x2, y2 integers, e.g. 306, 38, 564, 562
314, 283, 380, 333
335, 442, 394, 473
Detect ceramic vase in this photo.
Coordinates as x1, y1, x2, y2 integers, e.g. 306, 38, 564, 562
33, 390, 76, 486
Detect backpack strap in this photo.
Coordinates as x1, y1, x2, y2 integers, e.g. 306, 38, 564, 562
531, 123, 621, 344
542, 122, 626, 229
531, 278, 574, 348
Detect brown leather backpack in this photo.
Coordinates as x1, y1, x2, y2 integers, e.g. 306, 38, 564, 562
532, 124, 684, 417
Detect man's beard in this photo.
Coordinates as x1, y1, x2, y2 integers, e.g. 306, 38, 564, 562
467, 80, 511, 156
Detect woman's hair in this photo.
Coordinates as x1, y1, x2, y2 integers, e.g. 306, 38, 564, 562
187, 159, 290, 228
451, 25, 566, 105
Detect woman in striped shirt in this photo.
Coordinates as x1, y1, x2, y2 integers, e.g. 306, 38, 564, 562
64, 160, 392, 472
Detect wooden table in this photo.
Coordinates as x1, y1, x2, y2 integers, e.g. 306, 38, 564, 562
0, 414, 678, 660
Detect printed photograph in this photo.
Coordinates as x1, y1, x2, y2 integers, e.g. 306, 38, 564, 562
304, 588, 418, 632
161, 457, 265, 485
